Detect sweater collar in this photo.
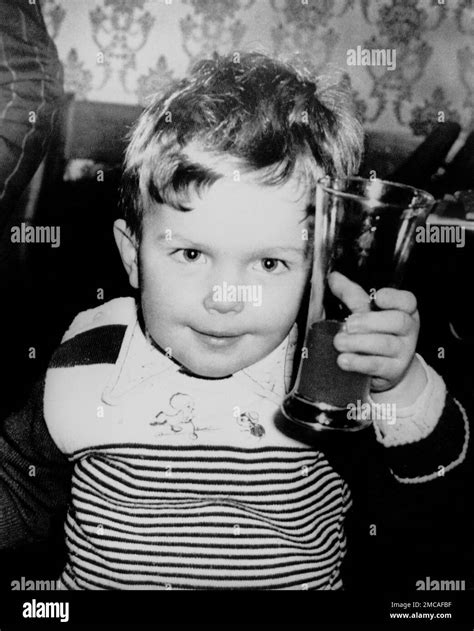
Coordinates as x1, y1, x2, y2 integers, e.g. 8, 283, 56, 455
102, 309, 298, 405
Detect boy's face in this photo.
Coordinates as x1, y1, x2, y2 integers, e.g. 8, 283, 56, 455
115, 165, 314, 378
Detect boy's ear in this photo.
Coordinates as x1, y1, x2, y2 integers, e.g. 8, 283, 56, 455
113, 219, 139, 289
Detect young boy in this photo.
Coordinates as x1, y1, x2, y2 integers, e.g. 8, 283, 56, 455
0, 52, 469, 590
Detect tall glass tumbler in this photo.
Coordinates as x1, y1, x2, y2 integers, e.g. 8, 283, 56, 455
282, 176, 435, 432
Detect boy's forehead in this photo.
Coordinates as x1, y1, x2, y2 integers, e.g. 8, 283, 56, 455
141, 142, 316, 249
146, 185, 313, 259
183, 141, 314, 206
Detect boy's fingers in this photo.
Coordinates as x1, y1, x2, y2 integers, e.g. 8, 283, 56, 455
344, 309, 415, 335
334, 332, 401, 357
337, 352, 399, 378
374, 288, 418, 314
328, 271, 370, 314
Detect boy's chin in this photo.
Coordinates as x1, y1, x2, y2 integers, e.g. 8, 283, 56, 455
177, 359, 242, 380
176, 355, 255, 380
178, 365, 234, 380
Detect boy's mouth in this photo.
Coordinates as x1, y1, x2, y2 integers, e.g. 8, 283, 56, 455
192, 328, 244, 348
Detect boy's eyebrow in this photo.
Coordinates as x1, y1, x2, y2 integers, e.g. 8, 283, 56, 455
251, 246, 307, 256
157, 232, 308, 256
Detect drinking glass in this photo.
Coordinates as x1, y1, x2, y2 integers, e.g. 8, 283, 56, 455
281, 176, 435, 432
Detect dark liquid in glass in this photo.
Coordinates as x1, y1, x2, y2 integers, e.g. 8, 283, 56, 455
282, 320, 371, 431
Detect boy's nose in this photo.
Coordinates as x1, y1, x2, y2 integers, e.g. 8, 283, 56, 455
203, 284, 246, 315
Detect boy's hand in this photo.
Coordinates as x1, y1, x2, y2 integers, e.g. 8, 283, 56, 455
329, 271, 427, 405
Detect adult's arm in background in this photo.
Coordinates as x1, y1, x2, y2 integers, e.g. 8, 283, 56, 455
0, 0, 63, 232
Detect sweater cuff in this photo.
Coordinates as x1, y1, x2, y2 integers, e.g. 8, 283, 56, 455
382, 395, 470, 484
370, 355, 445, 447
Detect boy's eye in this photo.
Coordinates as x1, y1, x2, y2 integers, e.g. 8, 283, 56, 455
173, 249, 205, 263
260, 258, 287, 273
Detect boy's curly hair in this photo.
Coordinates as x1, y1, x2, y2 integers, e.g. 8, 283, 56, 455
121, 51, 363, 238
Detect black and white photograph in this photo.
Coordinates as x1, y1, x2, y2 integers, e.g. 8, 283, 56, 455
0, 0, 473, 627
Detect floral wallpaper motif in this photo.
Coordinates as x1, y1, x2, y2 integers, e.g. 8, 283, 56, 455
43, 0, 474, 137
180, 0, 255, 67
269, 0, 354, 73
454, 0, 474, 34
410, 87, 461, 137
63, 49, 94, 100
89, 0, 155, 93
359, 0, 445, 127
458, 46, 474, 129
136, 55, 175, 106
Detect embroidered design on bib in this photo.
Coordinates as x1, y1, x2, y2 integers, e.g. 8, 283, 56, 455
236, 411, 265, 439
150, 392, 198, 439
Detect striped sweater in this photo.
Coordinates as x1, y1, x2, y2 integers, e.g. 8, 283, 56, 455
43, 298, 351, 590
61, 445, 350, 590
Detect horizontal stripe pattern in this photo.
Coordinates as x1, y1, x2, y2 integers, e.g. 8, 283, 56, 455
61, 445, 351, 590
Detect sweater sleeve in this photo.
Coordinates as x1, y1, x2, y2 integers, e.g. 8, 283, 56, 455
379, 392, 469, 482
0, 379, 71, 550
371, 359, 470, 483
339, 385, 474, 590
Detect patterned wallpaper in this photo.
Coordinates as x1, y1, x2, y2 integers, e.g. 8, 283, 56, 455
42, 0, 474, 137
